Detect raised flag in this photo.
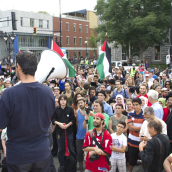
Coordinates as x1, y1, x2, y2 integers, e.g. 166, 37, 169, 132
96, 38, 112, 80
51, 41, 75, 77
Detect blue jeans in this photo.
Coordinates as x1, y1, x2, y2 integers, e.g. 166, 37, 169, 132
57, 132, 76, 167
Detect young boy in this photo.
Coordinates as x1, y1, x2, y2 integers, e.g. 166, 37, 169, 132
110, 121, 127, 172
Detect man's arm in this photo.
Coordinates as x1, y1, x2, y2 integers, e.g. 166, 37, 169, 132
83, 147, 107, 156
2, 139, 6, 157
112, 145, 126, 153
112, 90, 116, 100
128, 123, 141, 132
0, 129, 2, 132
163, 155, 172, 172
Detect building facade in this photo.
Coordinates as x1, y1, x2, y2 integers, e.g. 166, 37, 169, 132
0, 10, 53, 61
53, 9, 97, 60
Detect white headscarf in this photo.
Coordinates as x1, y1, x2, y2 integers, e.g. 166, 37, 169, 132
140, 96, 148, 112
113, 94, 125, 111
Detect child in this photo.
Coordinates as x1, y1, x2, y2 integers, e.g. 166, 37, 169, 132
110, 121, 127, 172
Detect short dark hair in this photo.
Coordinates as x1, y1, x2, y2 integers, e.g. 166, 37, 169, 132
148, 118, 162, 134
115, 80, 121, 85
16, 52, 37, 76
94, 75, 98, 79
109, 79, 115, 85
58, 95, 68, 106
89, 86, 96, 94
118, 121, 126, 128
94, 99, 105, 113
132, 97, 142, 105
115, 104, 124, 109
84, 83, 90, 90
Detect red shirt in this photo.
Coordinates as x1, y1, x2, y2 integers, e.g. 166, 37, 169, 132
83, 129, 112, 172
137, 94, 152, 106
162, 108, 170, 121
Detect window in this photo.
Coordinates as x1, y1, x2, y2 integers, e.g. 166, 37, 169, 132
74, 37, 76, 45
122, 48, 126, 60
20, 17, 23, 26
66, 36, 69, 45
30, 18, 34, 27
74, 23, 76, 32
86, 50, 89, 58
86, 25, 88, 33
79, 50, 82, 58
154, 46, 160, 60
66, 22, 69, 31
47, 20, 49, 29
74, 50, 77, 58
79, 37, 82, 45
39, 19, 43, 28
79, 24, 82, 32
66, 50, 69, 59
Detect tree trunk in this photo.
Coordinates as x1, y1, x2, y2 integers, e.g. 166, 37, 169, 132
139, 42, 144, 63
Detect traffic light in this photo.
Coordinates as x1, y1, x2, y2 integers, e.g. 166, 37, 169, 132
33, 27, 37, 35
11, 12, 17, 30
55, 37, 57, 44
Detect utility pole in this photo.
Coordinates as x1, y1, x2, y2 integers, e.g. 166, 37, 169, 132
170, 0, 172, 68
59, 0, 62, 47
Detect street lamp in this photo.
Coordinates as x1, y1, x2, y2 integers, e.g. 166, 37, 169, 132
85, 40, 88, 58
3, 31, 16, 56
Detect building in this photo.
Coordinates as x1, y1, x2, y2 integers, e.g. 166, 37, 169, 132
97, 15, 169, 65
53, 9, 97, 60
0, 10, 53, 61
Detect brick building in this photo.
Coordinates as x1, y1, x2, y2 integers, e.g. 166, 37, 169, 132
53, 9, 97, 60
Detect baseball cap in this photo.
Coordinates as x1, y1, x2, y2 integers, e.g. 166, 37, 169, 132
97, 90, 106, 98
150, 69, 154, 72
118, 64, 122, 67
145, 71, 149, 77
161, 88, 168, 92
94, 113, 105, 120
132, 63, 136, 66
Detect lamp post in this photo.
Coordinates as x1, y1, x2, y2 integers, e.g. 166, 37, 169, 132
3, 32, 16, 56
85, 40, 88, 59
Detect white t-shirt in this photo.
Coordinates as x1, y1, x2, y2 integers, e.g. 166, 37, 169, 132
110, 133, 127, 160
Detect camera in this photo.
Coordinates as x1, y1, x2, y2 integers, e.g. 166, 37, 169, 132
85, 102, 93, 115
90, 154, 100, 162
129, 86, 140, 94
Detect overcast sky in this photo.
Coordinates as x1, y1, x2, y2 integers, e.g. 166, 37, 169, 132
0, 0, 97, 15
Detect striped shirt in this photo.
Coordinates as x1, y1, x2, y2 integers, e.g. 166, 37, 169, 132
127, 110, 144, 148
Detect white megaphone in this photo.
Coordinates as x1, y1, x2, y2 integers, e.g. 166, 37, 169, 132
34, 49, 67, 83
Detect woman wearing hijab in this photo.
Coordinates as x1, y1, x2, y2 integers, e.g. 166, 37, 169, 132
113, 95, 125, 112
158, 98, 170, 121
140, 96, 148, 111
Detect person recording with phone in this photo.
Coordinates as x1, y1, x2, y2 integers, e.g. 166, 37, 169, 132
83, 113, 112, 172
83, 99, 109, 131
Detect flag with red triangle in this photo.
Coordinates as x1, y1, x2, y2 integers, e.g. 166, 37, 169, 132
51, 41, 75, 77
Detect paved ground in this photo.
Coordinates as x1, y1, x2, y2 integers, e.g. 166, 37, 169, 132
0, 152, 143, 172
52, 155, 144, 172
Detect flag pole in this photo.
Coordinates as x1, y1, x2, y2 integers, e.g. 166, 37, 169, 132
59, 0, 62, 47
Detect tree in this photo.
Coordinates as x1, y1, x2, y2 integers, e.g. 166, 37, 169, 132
88, 31, 97, 58
94, 0, 171, 62
38, 11, 49, 14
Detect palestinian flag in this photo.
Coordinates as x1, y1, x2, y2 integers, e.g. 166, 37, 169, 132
96, 38, 112, 80
51, 40, 75, 77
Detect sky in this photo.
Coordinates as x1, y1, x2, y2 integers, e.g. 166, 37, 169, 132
0, 0, 97, 15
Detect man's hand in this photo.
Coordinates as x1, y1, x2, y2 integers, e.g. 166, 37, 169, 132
58, 122, 66, 129
89, 111, 94, 117
85, 114, 89, 121
142, 135, 150, 141
94, 147, 104, 155
139, 141, 146, 152
89, 151, 96, 158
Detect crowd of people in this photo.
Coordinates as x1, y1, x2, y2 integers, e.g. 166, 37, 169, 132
1, 52, 172, 172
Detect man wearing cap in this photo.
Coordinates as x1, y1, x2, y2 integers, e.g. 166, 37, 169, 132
165, 92, 172, 152
94, 90, 113, 117
161, 88, 168, 100
145, 72, 153, 90
150, 69, 157, 80
161, 73, 168, 88
130, 64, 136, 77
83, 113, 112, 172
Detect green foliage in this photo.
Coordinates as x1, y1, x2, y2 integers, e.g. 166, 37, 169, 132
94, 0, 171, 61
38, 11, 49, 14
88, 31, 97, 58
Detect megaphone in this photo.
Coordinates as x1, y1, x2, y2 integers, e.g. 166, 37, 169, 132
35, 49, 67, 83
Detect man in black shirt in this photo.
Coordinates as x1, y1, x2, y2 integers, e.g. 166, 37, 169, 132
51, 95, 76, 172
139, 118, 170, 172
0, 52, 55, 172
